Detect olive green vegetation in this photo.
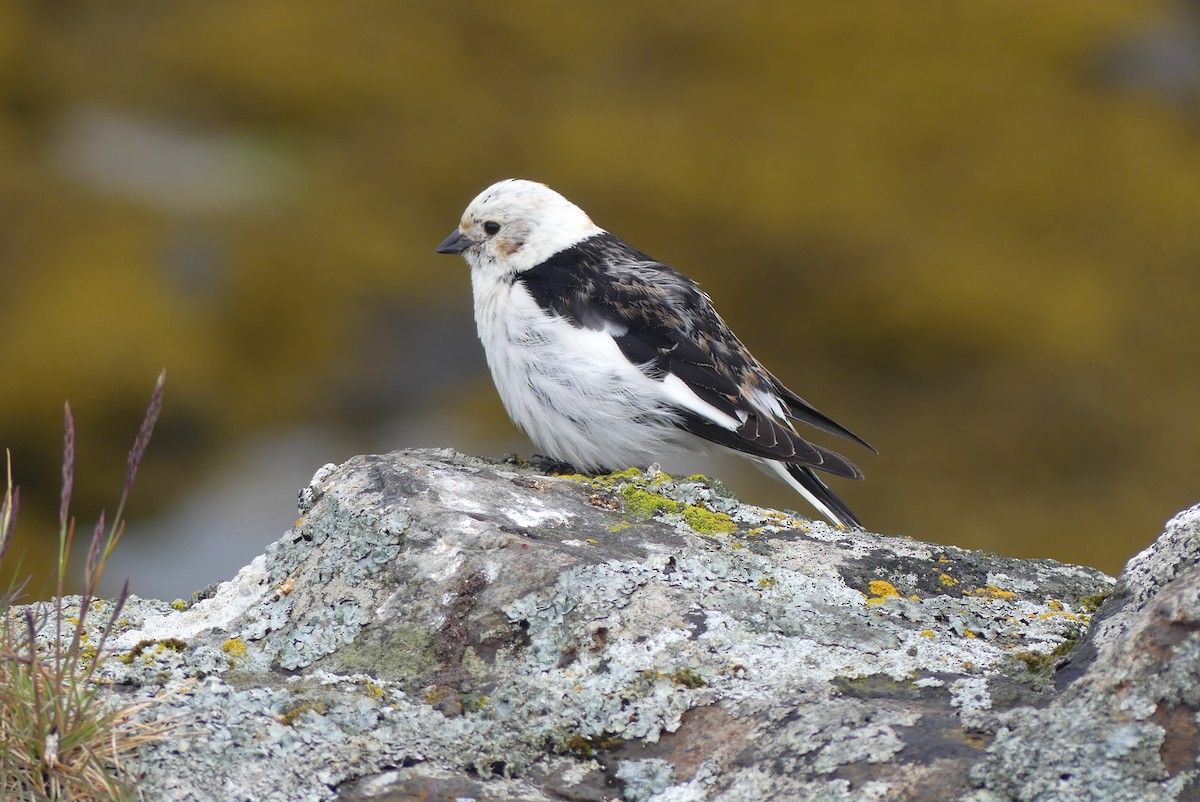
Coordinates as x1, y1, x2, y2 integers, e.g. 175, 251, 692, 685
1, 2, 1196, 582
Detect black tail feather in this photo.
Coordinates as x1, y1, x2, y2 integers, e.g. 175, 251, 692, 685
786, 463, 863, 528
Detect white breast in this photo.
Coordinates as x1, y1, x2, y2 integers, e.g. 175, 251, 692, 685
470, 270, 687, 471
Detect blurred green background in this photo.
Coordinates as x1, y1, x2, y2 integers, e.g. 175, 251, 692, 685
2, 1, 1198, 597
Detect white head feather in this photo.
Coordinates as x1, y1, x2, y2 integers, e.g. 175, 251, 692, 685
448, 179, 603, 277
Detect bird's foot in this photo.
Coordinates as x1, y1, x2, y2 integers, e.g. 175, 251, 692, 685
529, 454, 584, 475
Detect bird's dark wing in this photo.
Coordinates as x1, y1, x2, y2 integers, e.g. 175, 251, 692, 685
518, 232, 866, 478
768, 378, 876, 453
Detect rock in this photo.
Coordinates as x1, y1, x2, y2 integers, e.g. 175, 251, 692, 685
972, 506, 1200, 802
56, 449, 1199, 801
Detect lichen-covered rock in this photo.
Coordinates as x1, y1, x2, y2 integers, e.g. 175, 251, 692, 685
56, 448, 1197, 801
972, 505, 1200, 802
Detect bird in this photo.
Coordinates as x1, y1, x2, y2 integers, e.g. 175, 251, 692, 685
436, 179, 874, 528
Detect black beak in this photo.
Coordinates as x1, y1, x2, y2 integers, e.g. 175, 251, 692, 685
436, 229, 473, 255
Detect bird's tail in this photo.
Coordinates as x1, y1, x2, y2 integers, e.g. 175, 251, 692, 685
765, 460, 863, 529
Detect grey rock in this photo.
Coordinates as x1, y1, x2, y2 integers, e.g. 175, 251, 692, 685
972, 506, 1200, 802
45, 449, 1200, 800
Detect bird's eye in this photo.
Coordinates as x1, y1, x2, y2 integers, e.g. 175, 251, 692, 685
483, 221, 501, 236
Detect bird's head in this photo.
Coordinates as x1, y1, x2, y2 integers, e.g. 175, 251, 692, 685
436, 179, 602, 276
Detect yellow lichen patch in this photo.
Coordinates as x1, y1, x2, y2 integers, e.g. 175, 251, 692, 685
963, 628, 978, 639
608, 521, 632, 533
966, 585, 1016, 600
363, 682, 384, 699
870, 579, 899, 598
279, 702, 325, 726
918, 629, 935, 638
423, 686, 453, 705
1037, 609, 1084, 623
1034, 599, 1087, 622
865, 580, 901, 606
169, 599, 187, 611
222, 637, 247, 657
758, 576, 778, 589
585, 537, 599, 544
938, 573, 960, 587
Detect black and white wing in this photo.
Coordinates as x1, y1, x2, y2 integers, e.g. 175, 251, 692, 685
518, 233, 874, 504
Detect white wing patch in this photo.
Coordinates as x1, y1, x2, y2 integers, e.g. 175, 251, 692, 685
763, 460, 842, 524
659, 373, 743, 431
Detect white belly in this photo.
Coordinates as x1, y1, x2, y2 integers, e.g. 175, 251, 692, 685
472, 273, 684, 470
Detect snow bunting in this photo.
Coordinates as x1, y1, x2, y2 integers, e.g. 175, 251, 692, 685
436, 179, 874, 527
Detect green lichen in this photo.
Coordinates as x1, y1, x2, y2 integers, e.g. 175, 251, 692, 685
121, 637, 189, 664
681, 504, 737, 535
562, 466, 644, 486
667, 668, 707, 688
169, 599, 187, 611
637, 667, 707, 689
119, 641, 151, 664
832, 673, 922, 698
326, 624, 438, 681
1014, 636, 1079, 675
620, 484, 737, 535
600, 467, 643, 481
463, 693, 489, 712
621, 485, 683, 517
1078, 591, 1111, 613
561, 731, 624, 758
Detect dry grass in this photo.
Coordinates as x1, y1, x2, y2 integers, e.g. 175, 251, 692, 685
0, 372, 175, 801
